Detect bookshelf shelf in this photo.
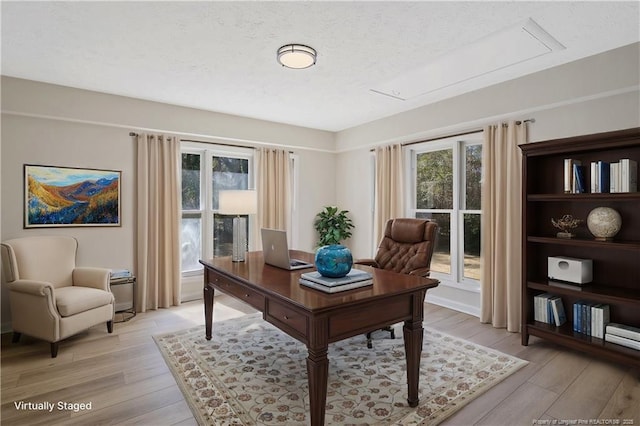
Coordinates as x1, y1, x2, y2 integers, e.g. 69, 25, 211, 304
527, 281, 640, 306
527, 236, 640, 250
527, 321, 640, 366
528, 193, 640, 201
520, 127, 640, 367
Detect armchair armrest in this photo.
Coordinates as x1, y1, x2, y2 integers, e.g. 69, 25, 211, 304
354, 259, 380, 268
8, 279, 55, 297
408, 267, 431, 278
73, 267, 110, 291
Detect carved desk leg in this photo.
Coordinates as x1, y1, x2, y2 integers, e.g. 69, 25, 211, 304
204, 285, 214, 340
404, 291, 425, 408
307, 319, 329, 426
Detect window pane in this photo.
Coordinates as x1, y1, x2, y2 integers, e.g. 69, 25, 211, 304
416, 212, 450, 274
181, 214, 202, 272
211, 156, 249, 210
213, 214, 248, 257
416, 149, 453, 209
182, 153, 201, 210
463, 213, 481, 280
465, 145, 482, 210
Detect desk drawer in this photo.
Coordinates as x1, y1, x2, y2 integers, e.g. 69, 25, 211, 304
209, 273, 265, 311
266, 300, 307, 338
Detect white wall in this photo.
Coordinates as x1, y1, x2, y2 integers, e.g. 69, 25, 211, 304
335, 42, 640, 316
1, 77, 337, 330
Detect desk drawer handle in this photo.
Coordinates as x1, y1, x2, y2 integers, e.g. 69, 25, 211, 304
283, 315, 289, 320
244, 293, 250, 298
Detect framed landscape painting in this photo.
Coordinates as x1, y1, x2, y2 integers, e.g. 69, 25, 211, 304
24, 164, 121, 228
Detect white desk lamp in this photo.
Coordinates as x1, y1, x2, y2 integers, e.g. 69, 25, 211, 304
218, 190, 257, 262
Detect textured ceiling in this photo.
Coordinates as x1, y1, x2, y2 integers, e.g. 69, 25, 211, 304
2, 1, 639, 132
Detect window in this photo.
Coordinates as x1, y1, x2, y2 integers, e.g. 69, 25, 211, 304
409, 135, 482, 288
181, 144, 253, 274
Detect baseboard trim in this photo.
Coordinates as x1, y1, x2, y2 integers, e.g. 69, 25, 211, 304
426, 294, 481, 318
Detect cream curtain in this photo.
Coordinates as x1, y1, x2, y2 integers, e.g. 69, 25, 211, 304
373, 144, 405, 249
136, 133, 181, 312
256, 147, 291, 241
480, 121, 528, 332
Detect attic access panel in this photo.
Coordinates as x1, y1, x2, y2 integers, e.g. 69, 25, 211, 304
371, 18, 565, 101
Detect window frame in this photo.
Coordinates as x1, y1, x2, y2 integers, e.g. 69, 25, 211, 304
180, 142, 254, 276
406, 133, 483, 292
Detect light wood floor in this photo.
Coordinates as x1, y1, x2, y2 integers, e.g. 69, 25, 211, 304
1, 295, 638, 425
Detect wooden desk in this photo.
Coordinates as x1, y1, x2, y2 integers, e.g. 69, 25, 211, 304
200, 250, 439, 426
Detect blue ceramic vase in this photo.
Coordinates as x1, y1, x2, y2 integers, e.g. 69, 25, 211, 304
315, 245, 353, 278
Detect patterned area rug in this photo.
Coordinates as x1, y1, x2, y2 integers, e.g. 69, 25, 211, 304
154, 314, 527, 425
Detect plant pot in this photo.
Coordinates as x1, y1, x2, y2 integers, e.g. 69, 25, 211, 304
315, 245, 353, 278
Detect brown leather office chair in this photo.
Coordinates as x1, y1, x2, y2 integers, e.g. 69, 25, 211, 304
355, 218, 438, 348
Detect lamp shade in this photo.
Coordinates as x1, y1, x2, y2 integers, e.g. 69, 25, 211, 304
218, 190, 257, 215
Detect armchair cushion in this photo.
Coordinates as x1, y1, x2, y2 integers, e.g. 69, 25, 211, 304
55, 287, 114, 317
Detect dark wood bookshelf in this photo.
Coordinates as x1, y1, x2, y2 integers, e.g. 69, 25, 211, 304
520, 127, 640, 367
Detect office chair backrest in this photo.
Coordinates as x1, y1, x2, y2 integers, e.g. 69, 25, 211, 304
374, 218, 438, 276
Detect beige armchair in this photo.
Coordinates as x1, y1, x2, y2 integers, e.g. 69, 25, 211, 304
1, 236, 114, 357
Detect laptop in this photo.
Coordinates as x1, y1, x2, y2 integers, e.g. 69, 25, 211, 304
261, 228, 314, 270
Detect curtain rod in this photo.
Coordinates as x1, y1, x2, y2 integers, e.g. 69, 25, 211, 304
130, 133, 293, 153
370, 118, 536, 151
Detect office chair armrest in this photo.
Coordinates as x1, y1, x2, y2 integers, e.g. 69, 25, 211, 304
408, 267, 431, 278
73, 267, 111, 291
353, 259, 380, 268
8, 279, 55, 297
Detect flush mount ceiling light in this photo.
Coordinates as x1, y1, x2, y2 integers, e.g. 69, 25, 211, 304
277, 44, 316, 69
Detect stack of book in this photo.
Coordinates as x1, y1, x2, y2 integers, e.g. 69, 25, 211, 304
610, 158, 638, 193
605, 323, 640, 350
572, 302, 610, 338
534, 293, 566, 326
564, 159, 585, 194
110, 269, 132, 279
590, 160, 610, 193
299, 269, 373, 293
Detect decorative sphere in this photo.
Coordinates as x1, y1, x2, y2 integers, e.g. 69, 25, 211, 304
315, 245, 353, 278
586, 207, 622, 241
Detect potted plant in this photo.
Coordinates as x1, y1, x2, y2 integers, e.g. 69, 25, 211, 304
313, 206, 355, 277
314, 206, 354, 246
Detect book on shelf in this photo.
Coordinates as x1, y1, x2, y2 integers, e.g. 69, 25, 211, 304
550, 297, 567, 326
590, 304, 610, 339
606, 323, 640, 341
620, 158, 638, 192
300, 269, 373, 287
299, 278, 373, 293
573, 163, 585, 193
605, 333, 640, 351
610, 162, 619, 192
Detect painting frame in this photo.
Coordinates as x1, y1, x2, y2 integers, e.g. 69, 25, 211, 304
24, 164, 121, 228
